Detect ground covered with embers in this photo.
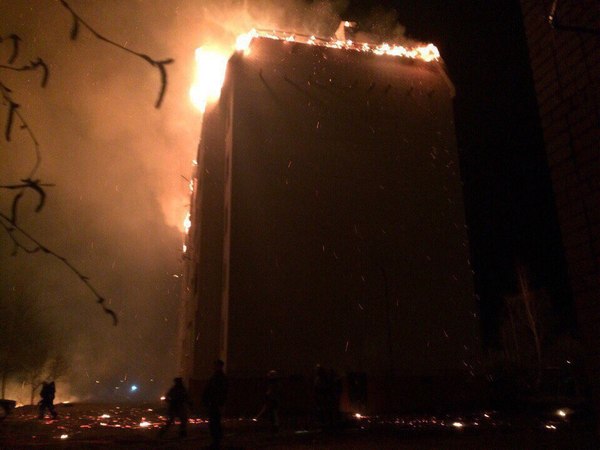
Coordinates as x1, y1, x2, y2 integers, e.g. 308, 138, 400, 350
0, 402, 598, 449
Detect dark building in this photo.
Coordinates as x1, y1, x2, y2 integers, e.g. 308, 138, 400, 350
179, 31, 481, 414
519, 0, 600, 422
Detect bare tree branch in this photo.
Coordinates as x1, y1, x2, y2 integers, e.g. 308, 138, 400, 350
0, 81, 42, 178
59, 0, 174, 108
0, 212, 118, 325
0, 34, 22, 64
0, 179, 54, 222
0, 58, 49, 87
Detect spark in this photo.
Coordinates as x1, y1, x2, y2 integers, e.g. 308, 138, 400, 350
60, 434, 68, 439
160, 396, 166, 401
140, 421, 151, 428
452, 421, 464, 428
101, 414, 110, 419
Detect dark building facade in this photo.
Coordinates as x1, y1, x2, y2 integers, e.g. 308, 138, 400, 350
179, 34, 481, 413
519, 0, 600, 419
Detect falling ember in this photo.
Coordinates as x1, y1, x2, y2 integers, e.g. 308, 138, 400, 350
60, 434, 69, 439
190, 47, 229, 113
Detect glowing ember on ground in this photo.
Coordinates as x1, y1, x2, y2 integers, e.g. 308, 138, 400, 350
555, 407, 573, 418
1, 404, 592, 447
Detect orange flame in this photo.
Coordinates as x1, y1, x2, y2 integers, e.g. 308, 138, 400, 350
183, 213, 191, 234
191, 29, 440, 112
234, 29, 441, 62
189, 48, 229, 113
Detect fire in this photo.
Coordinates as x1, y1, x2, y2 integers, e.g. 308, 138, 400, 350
191, 26, 440, 111
183, 213, 191, 234
189, 47, 229, 113
233, 28, 441, 63
235, 29, 258, 53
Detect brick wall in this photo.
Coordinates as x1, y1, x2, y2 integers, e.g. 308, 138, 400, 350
519, 0, 600, 410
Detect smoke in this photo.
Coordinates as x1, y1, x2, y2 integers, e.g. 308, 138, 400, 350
1, 0, 413, 401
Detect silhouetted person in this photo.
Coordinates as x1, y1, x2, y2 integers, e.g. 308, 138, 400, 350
159, 377, 190, 438
314, 365, 329, 427
203, 359, 227, 449
38, 381, 57, 419
328, 368, 342, 427
255, 369, 281, 432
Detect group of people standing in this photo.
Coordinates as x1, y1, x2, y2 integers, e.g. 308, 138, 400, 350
38, 361, 355, 447
160, 362, 355, 445
160, 359, 227, 449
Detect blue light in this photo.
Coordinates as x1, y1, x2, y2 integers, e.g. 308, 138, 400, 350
130, 385, 138, 392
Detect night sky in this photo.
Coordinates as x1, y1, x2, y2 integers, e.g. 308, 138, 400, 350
1, 0, 574, 403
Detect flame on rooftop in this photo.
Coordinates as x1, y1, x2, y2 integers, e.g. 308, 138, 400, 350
235, 28, 440, 62
190, 24, 441, 112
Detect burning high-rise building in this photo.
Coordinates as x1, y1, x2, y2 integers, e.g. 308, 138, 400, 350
179, 28, 480, 413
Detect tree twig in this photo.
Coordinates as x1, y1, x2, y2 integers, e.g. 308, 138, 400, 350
0, 81, 42, 178
0, 58, 49, 87
0, 212, 118, 325
0, 34, 22, 64
59, 0, 174, 108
